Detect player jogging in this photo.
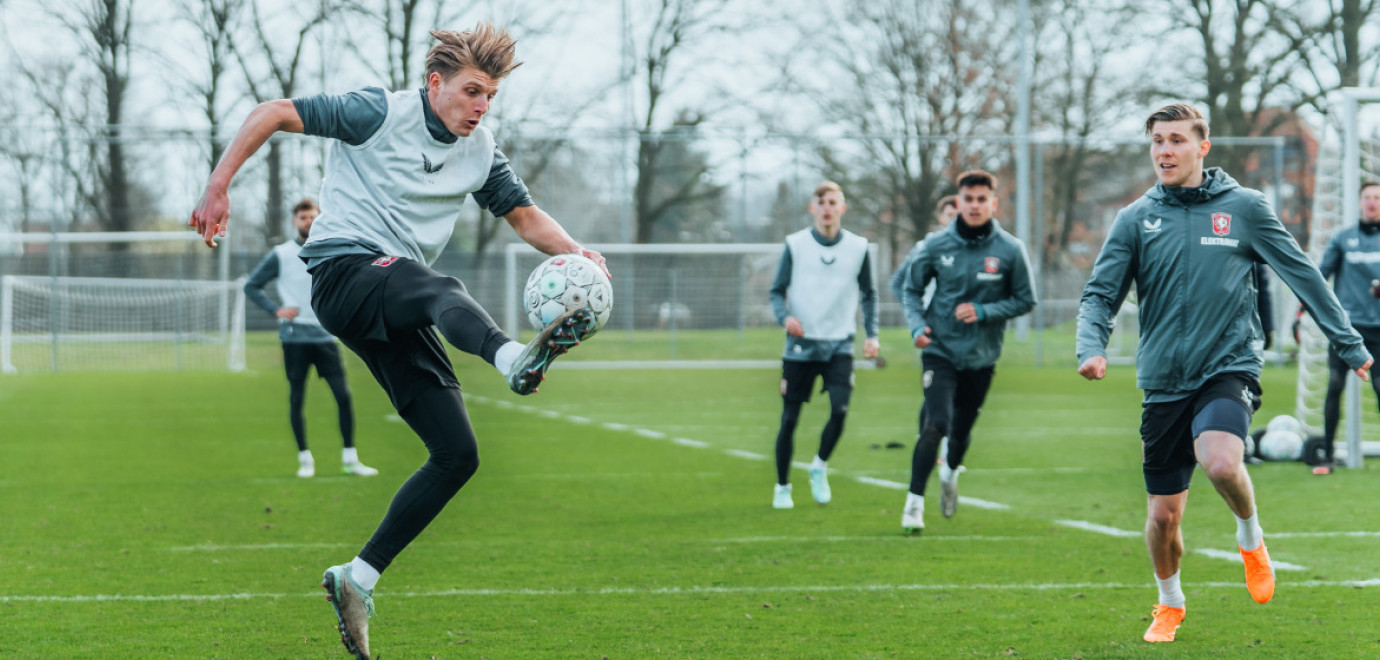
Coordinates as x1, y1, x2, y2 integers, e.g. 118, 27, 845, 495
767, 181, 880, 509
191, 23, 605, 660
897, 170, 1035, 534
1314, 181, 1380, 475
1077, 103, 1372, 643
243, 198, 376, 479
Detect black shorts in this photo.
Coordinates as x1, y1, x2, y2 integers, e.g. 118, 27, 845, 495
780, 354, 854, 403
309, 254, 460, 411
282, 342, 345, 381
1140, 372, 1261, 495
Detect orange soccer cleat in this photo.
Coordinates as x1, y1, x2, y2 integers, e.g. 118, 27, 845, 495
1143, 604, 1186, 642
1240, 544, 1276, 603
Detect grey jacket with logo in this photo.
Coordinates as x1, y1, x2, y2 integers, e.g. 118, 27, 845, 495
1077, 168, 1370, 396
900, 219, 1037, 370
1319, 222, 1380, 330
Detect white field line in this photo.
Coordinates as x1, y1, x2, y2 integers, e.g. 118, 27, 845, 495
1269, 531, 1380, 538
7, 578, 1378, 603
849, 476, 1008, 510
1194, 548, 1307, 571
723, 449, 770, 461
1055, 520, 1142, 539
708, 535, 1037, 543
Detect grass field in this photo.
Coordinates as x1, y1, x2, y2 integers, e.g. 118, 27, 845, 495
2, 328, 1379, 658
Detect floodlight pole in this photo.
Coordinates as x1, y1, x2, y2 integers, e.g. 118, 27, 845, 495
1014, 0, 1033, 341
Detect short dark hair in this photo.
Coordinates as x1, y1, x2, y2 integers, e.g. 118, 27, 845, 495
1145, 103, 1210, 141
813, 180, 844, 201
1362, 180, 1380, 195
956, 170, 997, 191
292, 198, 318, 215
936, 195, 957, 212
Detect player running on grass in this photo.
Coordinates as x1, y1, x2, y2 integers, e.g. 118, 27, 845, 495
767, 181, 880, 509
1077, 103, 1372, 643
191, 23, 606, 660
897, 170, 1035, 533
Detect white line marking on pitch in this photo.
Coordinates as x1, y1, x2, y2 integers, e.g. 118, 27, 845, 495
8, 578, 1377, 603
850, 476, 1008, 510
723, 449, 769, 461
709, 535, 1037, 543
672, 438, 710, 448
1194, 548, 1306, 571
1269, 531, 1380, 538
1055, 520, 1141, 538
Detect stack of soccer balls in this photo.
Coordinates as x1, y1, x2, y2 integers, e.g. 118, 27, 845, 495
1256, 415, 1305, 461
523, 254, 613, 336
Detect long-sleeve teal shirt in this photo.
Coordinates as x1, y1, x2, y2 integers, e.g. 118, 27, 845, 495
1077, 168, 1370, 401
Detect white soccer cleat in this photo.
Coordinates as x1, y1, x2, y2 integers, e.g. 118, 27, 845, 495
939, 464, 965, 519
297, 462, 316, 478
808, 467, 831, 505
772, 484, 794, 509
342, 462, 379, 477
901, 493, 925, 534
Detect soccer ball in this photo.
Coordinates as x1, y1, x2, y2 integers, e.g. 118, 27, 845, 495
1266, 414, 1304, 437
523, 254, 612, 336
1258, 429, 1304, 461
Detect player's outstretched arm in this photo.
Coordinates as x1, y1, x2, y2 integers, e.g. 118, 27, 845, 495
505, 204, 609, 278
191, 100, 305, 248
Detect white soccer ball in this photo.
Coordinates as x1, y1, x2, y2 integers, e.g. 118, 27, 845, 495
1257, 429, 1304, 461
523, 254, 612, 336
1266, 414, 1304, 437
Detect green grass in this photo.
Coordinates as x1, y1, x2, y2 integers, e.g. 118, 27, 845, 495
2, 331, 1379, 658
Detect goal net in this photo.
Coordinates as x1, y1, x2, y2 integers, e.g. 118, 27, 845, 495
0, 232, 245, 373
502, 242, 878, 368
1296, 88, 1380, 466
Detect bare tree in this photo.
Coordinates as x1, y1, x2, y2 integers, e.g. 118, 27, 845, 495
1033, 0, 1149, 258
48, 0, 138, 234
179, 0, 245, 172
628, 0, 738, 243
1276, 0, 1380, 111
229, 0, 332, 245
790, 0, 1020, 264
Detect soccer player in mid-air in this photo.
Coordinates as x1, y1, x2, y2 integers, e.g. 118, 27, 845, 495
243, 198, 376, 479
1077, 103, 1372, 643
897, 170, 1035, 534
1315, 181, 1380, 475
768, 181, 880, 509
191, 23, 605, 660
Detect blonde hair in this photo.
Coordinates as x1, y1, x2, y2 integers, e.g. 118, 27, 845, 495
813, 181, 844, 201
425, 22, 522, 83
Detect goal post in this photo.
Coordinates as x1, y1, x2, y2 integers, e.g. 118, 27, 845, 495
1295, 88, 1380, 467
502, 242, 879, 368
0, 231, 244, 373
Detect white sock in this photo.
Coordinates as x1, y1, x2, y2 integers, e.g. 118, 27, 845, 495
342, 447, 358, 465
1156, 570, 1185, 609
493, 341, 524, 375
1235, 511, 1264, 551
938, 462, 954, 483
906, 492, 925, 509
349, 556, 380, 592
298, 450, 314, 465
810, 456, 827, 471
775, 483, 791, 493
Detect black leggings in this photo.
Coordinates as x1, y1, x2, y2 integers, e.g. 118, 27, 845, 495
357, 386, 480, 573
288, 374, 354, 451
774, 389, 850, 485
909, 356, 994, 496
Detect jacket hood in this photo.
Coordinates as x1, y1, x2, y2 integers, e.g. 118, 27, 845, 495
1145, 167, 1241, 206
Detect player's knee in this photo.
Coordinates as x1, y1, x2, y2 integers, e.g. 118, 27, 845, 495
433, 446, 479, 484
1146, 506, 1182, 532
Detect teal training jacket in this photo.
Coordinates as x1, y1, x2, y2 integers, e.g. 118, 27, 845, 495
1077, 168, 1370, 395
900, 219, 1037, 370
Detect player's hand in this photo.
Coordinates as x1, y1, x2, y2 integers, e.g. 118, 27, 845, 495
576, 248, 610, 279
863, 337, 880, 359
190, 185, 230, 248
1078, 356, 1108, 380
276, 307, 299, 320
955, 302, 979, 324
785, 317, 804, 337
913, 327, 932, 349
1356, 358, 1373, 382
